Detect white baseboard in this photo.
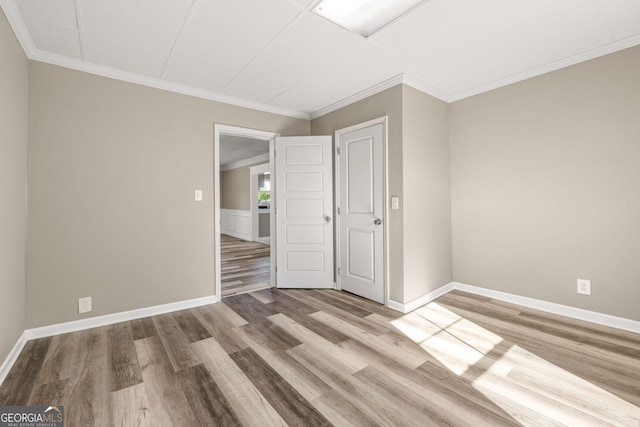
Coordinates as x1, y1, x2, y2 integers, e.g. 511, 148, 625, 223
0, 294, 220, 385
452, 282, 640, 334
0, 331, 28, 386
387, 282, 455, 313
388, 281, 640, 334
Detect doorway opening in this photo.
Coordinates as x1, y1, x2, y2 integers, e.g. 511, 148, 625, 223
214, 124, 278, 298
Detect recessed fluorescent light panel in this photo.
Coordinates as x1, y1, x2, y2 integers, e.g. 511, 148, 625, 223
312, 0, 426, 38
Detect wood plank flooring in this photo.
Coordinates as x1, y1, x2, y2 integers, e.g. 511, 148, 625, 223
221, 234, 271, 297
1, 289, 639, 426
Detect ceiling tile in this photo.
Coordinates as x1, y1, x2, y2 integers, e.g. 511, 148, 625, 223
80, 0, 193, 55
598, 0, 640, 40
17, 0, 77, 28
83, 35, 168, 78
239, 12, 364, 89
284, 0, 317, 10
163, 59, 235, 93
374, 0, 614, 95
222, 78, 285, 104
268, 88, 331, 113
170, 0, 302, 76
270, 43, 410, 112
22, 16, 81, 58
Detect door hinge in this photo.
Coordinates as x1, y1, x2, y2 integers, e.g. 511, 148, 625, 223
338, 267, 341, 275
337, 146, 340, 155
337, 207, 340, 215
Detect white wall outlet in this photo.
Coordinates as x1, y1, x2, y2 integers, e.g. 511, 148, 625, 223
78, 296, 92, 314
577, 279, 591, 296
194, 189, 203, 202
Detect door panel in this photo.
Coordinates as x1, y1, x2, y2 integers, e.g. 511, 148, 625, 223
338, 123, 384, 303
276, 136, 333, 288
348, 228, 375, 281
347, 137, 374, 213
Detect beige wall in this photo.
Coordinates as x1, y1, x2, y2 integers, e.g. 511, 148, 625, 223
449, 45, 640, 321
220, 165, 262, 211
26, 62, 308, 328
312, 85, 452, 304
312, 86, 405, 301
401, 86, 452, 302
0, 10, 28, 361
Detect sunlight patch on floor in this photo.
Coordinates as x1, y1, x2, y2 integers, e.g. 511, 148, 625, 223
391, 302, 640, 426
391, 303, 502, 376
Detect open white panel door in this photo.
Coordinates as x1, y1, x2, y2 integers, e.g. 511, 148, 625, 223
275, 136, 333, 288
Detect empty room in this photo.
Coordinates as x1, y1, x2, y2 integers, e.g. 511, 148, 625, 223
1, 0, 639, 426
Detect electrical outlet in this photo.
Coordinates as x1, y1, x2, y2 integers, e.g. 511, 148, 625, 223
577, 279, 591, 296
78, 296, 92, 314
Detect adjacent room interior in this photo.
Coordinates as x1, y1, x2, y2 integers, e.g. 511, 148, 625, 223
219, 133, 272, 297
1, 0, 639, 425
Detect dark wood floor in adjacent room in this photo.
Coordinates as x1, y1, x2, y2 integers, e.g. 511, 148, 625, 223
221, 234, 271, 297
1, 289, 639, 426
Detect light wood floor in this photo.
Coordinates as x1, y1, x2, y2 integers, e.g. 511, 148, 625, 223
1, 289, 639, 426
221, 234, 271, 297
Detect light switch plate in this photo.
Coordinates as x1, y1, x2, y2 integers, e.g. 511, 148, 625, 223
195, 189, 203, 201
391, 196, 399, 210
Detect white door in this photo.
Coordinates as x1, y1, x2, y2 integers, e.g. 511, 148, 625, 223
337, 123, 384, 303
275, 136, 333, 288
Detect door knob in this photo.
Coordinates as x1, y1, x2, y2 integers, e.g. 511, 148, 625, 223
373, 218, 382, 225
325, 215, 332, 223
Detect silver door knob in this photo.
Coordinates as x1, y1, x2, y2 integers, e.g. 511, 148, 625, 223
373, 218, 382, 225
325, 215, 332, 223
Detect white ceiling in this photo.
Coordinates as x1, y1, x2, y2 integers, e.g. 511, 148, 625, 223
3, 0, 640, 119
219, 135, 269, 169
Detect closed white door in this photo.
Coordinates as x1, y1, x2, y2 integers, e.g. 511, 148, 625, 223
337, 123, 384, 303
275, 136, 333, 288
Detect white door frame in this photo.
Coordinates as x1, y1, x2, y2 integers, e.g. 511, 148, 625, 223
214, 124, 279, 298
334, 116, 389, 305
249, 162, 271, 245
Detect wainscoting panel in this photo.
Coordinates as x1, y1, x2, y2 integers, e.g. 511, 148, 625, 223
221, 209, 251, 241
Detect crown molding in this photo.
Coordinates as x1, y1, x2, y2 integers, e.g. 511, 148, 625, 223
399, 74, 452, 102
310, 73, 404, 120
310, 73, 451, 120
1, 0, 310, 121
448, 34, 640, 102
29, 50, 311, 120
